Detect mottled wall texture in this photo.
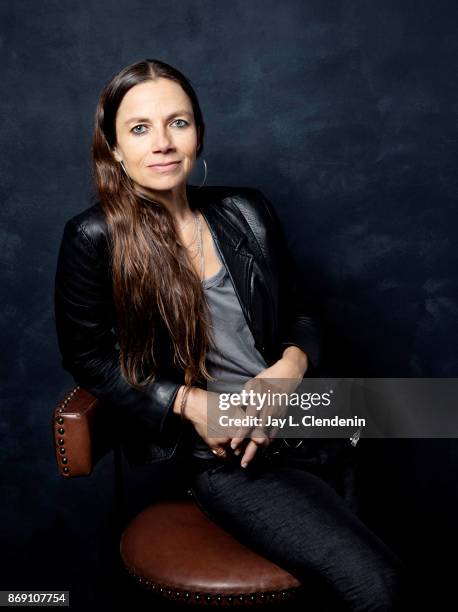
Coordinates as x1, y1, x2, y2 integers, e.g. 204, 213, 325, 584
1, 0, 457, 608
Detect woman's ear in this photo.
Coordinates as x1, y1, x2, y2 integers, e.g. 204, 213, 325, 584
112, 147, 123, 163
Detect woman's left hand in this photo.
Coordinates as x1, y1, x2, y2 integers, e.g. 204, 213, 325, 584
231, 347, 309, 468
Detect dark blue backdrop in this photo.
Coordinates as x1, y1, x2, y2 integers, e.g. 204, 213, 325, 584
1, 0, 457, 608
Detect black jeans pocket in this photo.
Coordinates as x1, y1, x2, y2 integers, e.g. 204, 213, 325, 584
208, 462, 230, 476
206, 461, 236, 494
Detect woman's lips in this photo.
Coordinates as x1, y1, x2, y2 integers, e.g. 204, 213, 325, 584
148, 161, 181, 173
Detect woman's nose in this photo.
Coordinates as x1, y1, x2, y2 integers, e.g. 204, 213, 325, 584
153, 127, 174, 152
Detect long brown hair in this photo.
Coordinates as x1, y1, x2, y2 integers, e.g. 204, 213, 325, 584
91, 59, 214, 389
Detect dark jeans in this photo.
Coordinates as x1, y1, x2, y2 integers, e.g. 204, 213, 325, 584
185, 450, 408, 612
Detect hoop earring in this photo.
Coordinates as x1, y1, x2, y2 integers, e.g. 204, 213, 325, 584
120, 160, 130, 179
197, 158, 207, 189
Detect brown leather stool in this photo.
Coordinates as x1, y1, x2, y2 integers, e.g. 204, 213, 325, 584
53, 386, 303, 607
120, 498, 301, 606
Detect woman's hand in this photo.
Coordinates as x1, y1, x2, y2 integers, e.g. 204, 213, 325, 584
174, 386, 244, 459
231, 346, 309, 467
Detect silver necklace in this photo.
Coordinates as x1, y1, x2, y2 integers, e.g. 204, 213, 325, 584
180, 212, 204, 278
178, 214, 195, 230
181, 213, 199, 251
195, 213, 204, 279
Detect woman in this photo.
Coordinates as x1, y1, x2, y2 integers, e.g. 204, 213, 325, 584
55, 59, 406, 610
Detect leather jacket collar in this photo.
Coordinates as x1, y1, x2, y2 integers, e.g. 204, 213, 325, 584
188, 184, 277, 364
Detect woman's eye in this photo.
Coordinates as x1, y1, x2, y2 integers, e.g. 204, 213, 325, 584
132, 124, 147, 134
131, 120, 188, 134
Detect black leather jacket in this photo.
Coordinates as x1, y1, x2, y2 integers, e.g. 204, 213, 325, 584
54, 185, 321, 467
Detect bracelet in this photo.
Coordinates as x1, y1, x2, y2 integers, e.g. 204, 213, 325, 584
179, 385, 192, 421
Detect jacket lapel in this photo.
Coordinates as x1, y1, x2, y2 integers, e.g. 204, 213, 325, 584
191, 186, 275, 361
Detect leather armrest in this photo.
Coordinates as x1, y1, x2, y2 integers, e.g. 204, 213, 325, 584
53, 385, 116, 477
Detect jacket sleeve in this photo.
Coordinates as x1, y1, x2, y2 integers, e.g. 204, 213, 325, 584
54, 218, 183, 443
255, 189, 322, 372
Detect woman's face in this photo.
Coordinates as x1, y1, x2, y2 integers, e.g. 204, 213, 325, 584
112, 78, 199, 193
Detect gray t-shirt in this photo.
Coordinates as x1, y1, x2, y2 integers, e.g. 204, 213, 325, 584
190, 251, 268, 459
